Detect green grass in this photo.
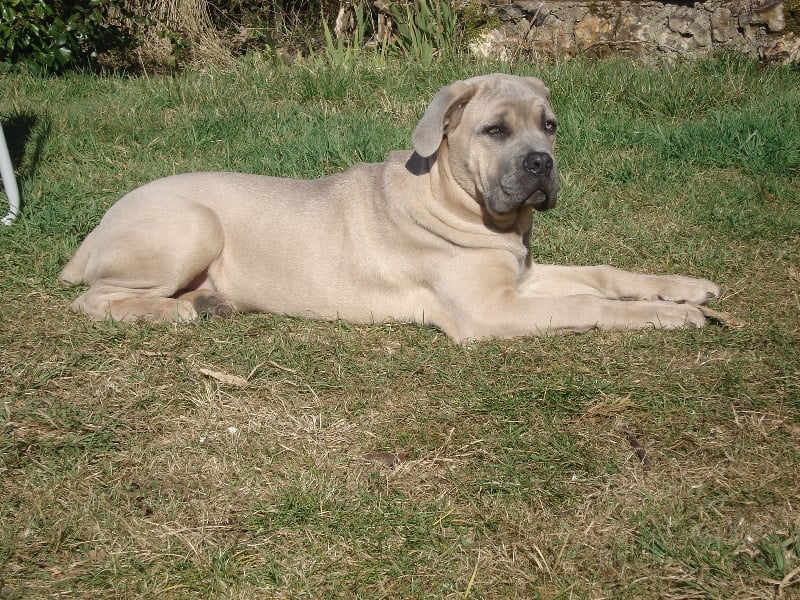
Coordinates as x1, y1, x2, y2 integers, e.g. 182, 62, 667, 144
1, 54, 799, 598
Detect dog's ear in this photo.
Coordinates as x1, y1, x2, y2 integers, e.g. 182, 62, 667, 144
525, 76, 550, 100
411, 80, 476, 158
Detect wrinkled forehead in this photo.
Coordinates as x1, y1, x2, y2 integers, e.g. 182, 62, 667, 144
468, 74, 549, 98
466, 78, 556, 123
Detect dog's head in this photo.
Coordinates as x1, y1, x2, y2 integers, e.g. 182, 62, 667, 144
412, 74, 559, 221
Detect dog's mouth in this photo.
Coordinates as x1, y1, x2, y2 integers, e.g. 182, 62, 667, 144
524, 188, 557, 212
486, 162, 559, 215
485, 185, 557, 217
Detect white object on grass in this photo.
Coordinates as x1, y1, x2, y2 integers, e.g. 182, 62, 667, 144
1, 123, 20, 226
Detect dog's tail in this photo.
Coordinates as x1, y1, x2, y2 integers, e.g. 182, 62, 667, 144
58, 230, 96, 287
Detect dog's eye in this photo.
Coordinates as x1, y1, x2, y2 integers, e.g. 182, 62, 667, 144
484, 125, 507, 136
544, 120, 557, 133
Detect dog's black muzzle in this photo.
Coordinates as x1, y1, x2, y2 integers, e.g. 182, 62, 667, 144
523, 151, 554, 178
486, 150, 559, 215
521, 151, 558, 211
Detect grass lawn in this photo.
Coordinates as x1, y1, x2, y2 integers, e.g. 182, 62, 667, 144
1, 54, 799, 598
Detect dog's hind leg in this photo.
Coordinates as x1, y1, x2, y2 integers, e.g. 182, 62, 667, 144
175, 289, 236, 318
59, 229, 98, 287
72, 287, 201, 322
68, 198, 226, 323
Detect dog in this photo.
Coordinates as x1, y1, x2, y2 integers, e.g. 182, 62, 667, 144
59, 73, 720, 342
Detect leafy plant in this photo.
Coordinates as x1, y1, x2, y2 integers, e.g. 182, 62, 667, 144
321, 0, 461, 67
321, 2, 371, 68
159, 27, 191, 69
0, 0, 131, 74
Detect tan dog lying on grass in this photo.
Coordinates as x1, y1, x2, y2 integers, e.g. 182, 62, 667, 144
59, 73, 720, 342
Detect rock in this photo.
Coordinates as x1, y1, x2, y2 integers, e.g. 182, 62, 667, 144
711, 7, 739, 44
747, 1, 785, 32
467, 0, 798, 64
574, 13, 613, 53
759, 32, 800, 63
668, 7, 712, 49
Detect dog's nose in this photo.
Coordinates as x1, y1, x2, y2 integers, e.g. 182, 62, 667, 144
523, 151, 553, 176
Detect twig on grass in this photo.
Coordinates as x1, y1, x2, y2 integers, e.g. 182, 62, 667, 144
778, 563, 800, 596
463, 549, 480, 599
627, 433, 651, 472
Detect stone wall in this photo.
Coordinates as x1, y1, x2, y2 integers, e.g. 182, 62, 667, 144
469, 1, 800, 63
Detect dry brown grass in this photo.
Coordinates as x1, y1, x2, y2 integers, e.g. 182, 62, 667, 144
4, 296, 797, 597
124, 0, 235, 70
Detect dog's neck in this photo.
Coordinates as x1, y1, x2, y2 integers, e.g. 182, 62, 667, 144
402, 143, 532, 265
438, 141, 534, 254
482, 205, 534, 267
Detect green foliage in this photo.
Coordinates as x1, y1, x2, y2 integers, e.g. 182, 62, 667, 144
0, 0, 131, 74
158, 27, 191, 70
321, 2, 374, 68
754, 532, 799, 581
320, 0, 461, 68
460, 0, 500, 42
388, 0, 460, 65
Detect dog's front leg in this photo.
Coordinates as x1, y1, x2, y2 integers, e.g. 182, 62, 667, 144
442, 291, 710, 341
435, 256, 711, 341
518, 264, 720, 304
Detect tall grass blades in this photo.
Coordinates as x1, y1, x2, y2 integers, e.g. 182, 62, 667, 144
389, 0, 460, 65
322, 0, 461, 67
321, 3, 372, 69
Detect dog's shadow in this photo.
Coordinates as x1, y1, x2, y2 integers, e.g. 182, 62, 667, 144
1, 111, 51, 214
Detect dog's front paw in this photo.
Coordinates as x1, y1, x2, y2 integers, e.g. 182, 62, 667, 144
646, 301, 708, 329
655, 275, 720, 305
600, 299, 709, 331
638, 301, 709, 330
